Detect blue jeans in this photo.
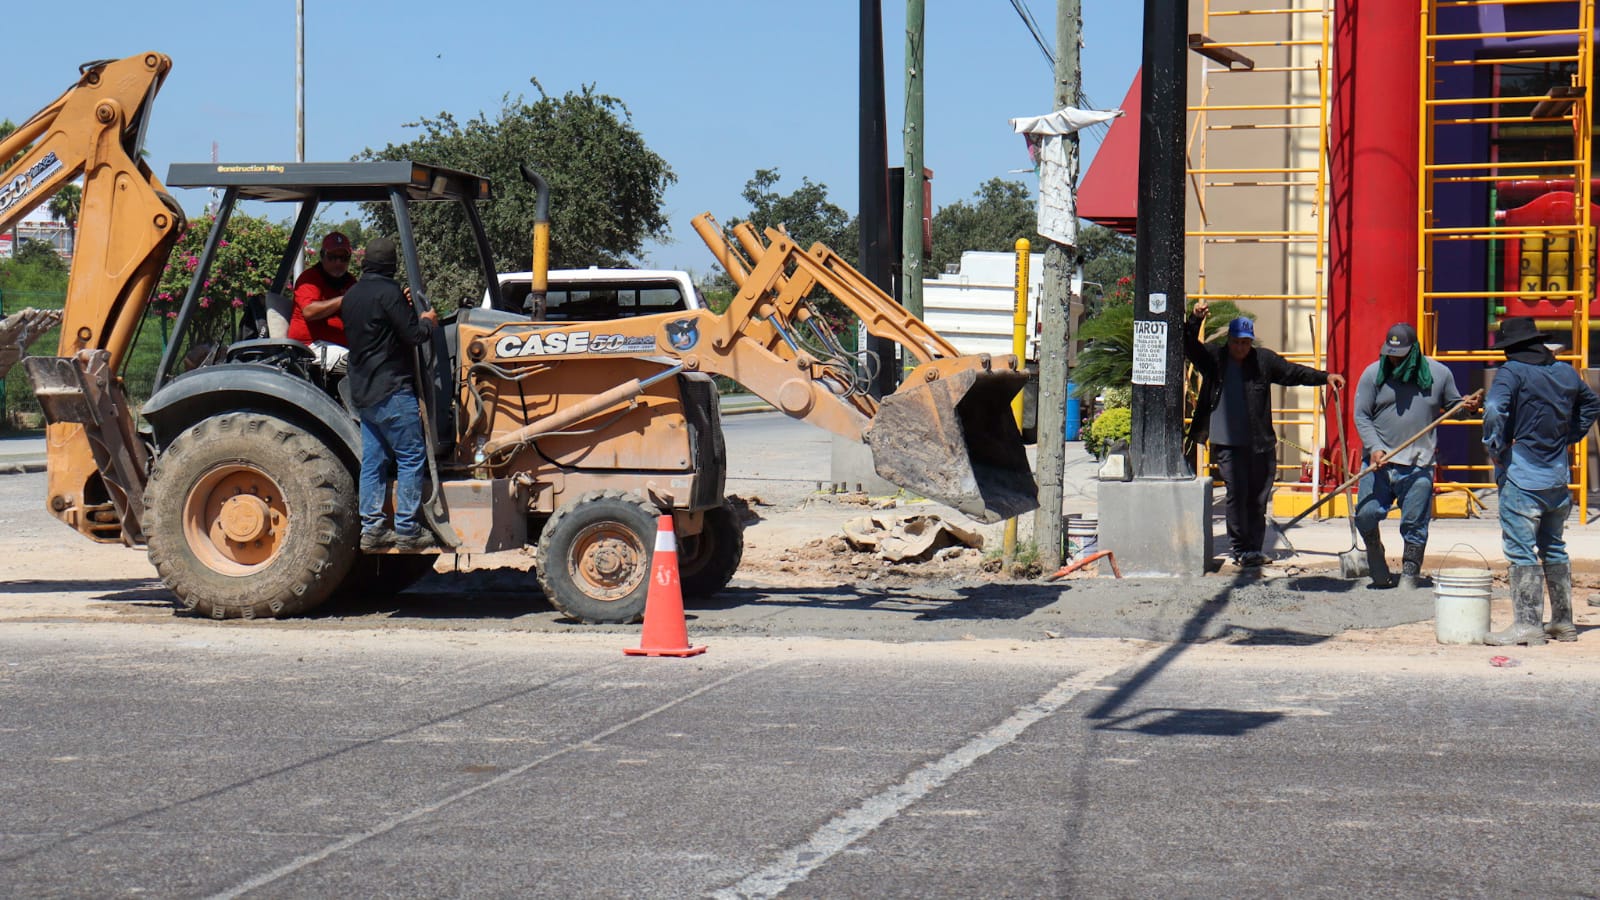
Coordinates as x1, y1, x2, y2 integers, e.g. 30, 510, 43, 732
1354, 463, 1434, 547
358, 389, 428, 537
1498, 481, 1570, 566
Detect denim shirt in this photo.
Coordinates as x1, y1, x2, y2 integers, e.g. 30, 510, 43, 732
1482, 359, 1600, 490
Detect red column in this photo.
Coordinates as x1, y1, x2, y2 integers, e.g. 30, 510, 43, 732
1327, 0, 1421, 472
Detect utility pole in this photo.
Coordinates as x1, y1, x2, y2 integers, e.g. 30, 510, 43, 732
294, 0, 306, 278
1130, 0, 1188, 479
1097, 0, 1210, 577
901, 0, 926, 321
859, 0, 898, 399
1034, 0, 1081, 572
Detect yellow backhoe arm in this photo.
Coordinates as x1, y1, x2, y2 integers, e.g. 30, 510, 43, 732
1, 53, 185, 543
458, 216, 1037, 522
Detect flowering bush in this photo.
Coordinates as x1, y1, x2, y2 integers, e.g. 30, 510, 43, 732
153, 212, 289, 344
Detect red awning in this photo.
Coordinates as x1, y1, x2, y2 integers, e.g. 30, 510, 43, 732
1078, 69, 1141, 235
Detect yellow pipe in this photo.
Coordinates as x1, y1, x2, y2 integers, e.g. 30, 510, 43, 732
1003, 238, 1030, 563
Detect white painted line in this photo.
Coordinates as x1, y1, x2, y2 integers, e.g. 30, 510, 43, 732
208, 663, 771, 900
713, 649, 1156, 900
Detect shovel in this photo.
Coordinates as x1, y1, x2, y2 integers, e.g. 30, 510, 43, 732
1330, 390, 1369, 579
1266, 389, 1484, 550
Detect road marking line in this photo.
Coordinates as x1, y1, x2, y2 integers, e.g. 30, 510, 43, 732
208, 663, 772, 900
713, 649, 1156, 900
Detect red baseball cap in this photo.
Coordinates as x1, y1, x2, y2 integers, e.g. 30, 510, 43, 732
321, 232, 351, 255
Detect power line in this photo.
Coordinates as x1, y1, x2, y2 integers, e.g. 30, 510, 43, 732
1005, 0, 1110, 143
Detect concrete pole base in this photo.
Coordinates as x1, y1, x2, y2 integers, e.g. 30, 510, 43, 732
1097, 477, 1213, 576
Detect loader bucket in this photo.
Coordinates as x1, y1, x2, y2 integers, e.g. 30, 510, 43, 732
864, 368, 1038, 523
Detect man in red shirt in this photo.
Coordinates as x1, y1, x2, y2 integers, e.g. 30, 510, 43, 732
288, 231, 356, 371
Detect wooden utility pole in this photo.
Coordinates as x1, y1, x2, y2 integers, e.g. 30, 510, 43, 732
902, 0, 926, 320
1034, 0, 1081, 571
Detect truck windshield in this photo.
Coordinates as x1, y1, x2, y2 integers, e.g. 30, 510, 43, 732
506, 279, 688, 321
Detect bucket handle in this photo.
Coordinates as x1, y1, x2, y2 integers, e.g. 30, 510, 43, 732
1434, 542, 1489, 577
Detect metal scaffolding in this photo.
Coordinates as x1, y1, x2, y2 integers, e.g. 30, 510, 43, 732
1187, 0, 1335, 496
1417, 0, 1595, 519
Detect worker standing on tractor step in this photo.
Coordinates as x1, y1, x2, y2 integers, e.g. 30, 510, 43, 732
288, 231, 356, 371
343, 237, 439, 552
1352, 323, 1479, 590
1481, 317, 1600, 646
1186, 300, 1346, 568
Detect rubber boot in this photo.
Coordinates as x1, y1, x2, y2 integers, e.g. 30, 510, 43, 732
1484, 565, 1548, 646
1361, 529, 1393, 588
1398, 542, 1426, 591
1543, 562, 1577, 642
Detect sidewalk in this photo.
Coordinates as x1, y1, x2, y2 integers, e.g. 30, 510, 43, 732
0, 433, 45, 474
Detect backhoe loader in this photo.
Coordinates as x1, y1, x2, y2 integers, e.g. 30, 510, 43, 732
11, 53, 1037, 624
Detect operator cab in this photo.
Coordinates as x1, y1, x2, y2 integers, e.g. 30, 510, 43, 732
159, 160, 503, 448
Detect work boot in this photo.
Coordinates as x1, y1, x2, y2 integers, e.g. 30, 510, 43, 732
1485, 565, 1548, 646
1398, 542, 1427, 591
360, 527, 395, 552
1361, 529, 1393, 588
395, 529, 440, 552
1543, 562, 1577, 642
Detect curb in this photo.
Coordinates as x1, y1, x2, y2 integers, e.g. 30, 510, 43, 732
0, 461, 45, 475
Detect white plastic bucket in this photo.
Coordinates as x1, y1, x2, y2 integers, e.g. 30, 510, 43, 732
1066, 515, 1099, 560
1434, 567, 1492, 645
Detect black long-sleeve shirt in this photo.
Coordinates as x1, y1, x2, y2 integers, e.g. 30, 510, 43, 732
1183, 312, 1330, 452
342, 271, 434, 410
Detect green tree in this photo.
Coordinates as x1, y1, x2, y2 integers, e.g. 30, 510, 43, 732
1077, 223, 1135, 315
47, 183, 81, 231
153, 212, 289, 346
360, 83, 675, 312
927, 178, 1035, 274
0, 118, 23, 172
731, 168, 855, 260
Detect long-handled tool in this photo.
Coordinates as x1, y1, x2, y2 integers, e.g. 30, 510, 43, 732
1275, 389, 1484, 538
1332, 390, 1369, 579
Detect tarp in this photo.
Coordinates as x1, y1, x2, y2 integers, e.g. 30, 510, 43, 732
1010, 106, 1124, 247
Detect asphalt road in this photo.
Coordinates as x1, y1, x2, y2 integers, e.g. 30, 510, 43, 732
3, 628, 1597, 898
4, 417, 1600, 896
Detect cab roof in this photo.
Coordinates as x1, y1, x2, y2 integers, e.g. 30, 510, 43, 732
164, 160, 492, 203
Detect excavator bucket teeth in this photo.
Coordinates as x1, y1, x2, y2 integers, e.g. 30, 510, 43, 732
864, 369, 1038, 523
0, 308, 63, 380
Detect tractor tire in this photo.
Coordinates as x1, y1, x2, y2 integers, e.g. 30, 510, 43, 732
337, 554, 441, 600
146, 412, 359, 619
679, 502, 744, 600
536, 490, 659, 624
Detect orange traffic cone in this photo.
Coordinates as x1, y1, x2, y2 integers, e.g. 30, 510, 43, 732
624, 515, 707, 657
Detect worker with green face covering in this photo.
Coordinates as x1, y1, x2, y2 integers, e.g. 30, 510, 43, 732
1352, 323, 1479, 589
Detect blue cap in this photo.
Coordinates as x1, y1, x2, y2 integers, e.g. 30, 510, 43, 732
1228, 317, 1255, 340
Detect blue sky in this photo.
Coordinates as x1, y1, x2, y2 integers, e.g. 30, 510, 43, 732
11, 1, 1140, 275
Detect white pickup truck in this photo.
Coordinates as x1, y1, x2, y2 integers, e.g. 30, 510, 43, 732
483, 268, 705, 319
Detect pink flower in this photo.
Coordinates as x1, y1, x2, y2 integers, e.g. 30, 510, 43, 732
199, 297, 211, 308
166, 311, 178, 319
231, 299, 244, 308
202, 280, 211, 288
218, 240, 229, 248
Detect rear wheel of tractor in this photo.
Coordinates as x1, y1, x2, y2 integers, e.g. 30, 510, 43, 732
679, 502, 744, 600
536, 490, 659, 624
146, 412, 358, 619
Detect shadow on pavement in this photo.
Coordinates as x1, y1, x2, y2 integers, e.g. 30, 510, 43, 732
1085, 570, 1331, 731
1093, 706, 1286, 737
